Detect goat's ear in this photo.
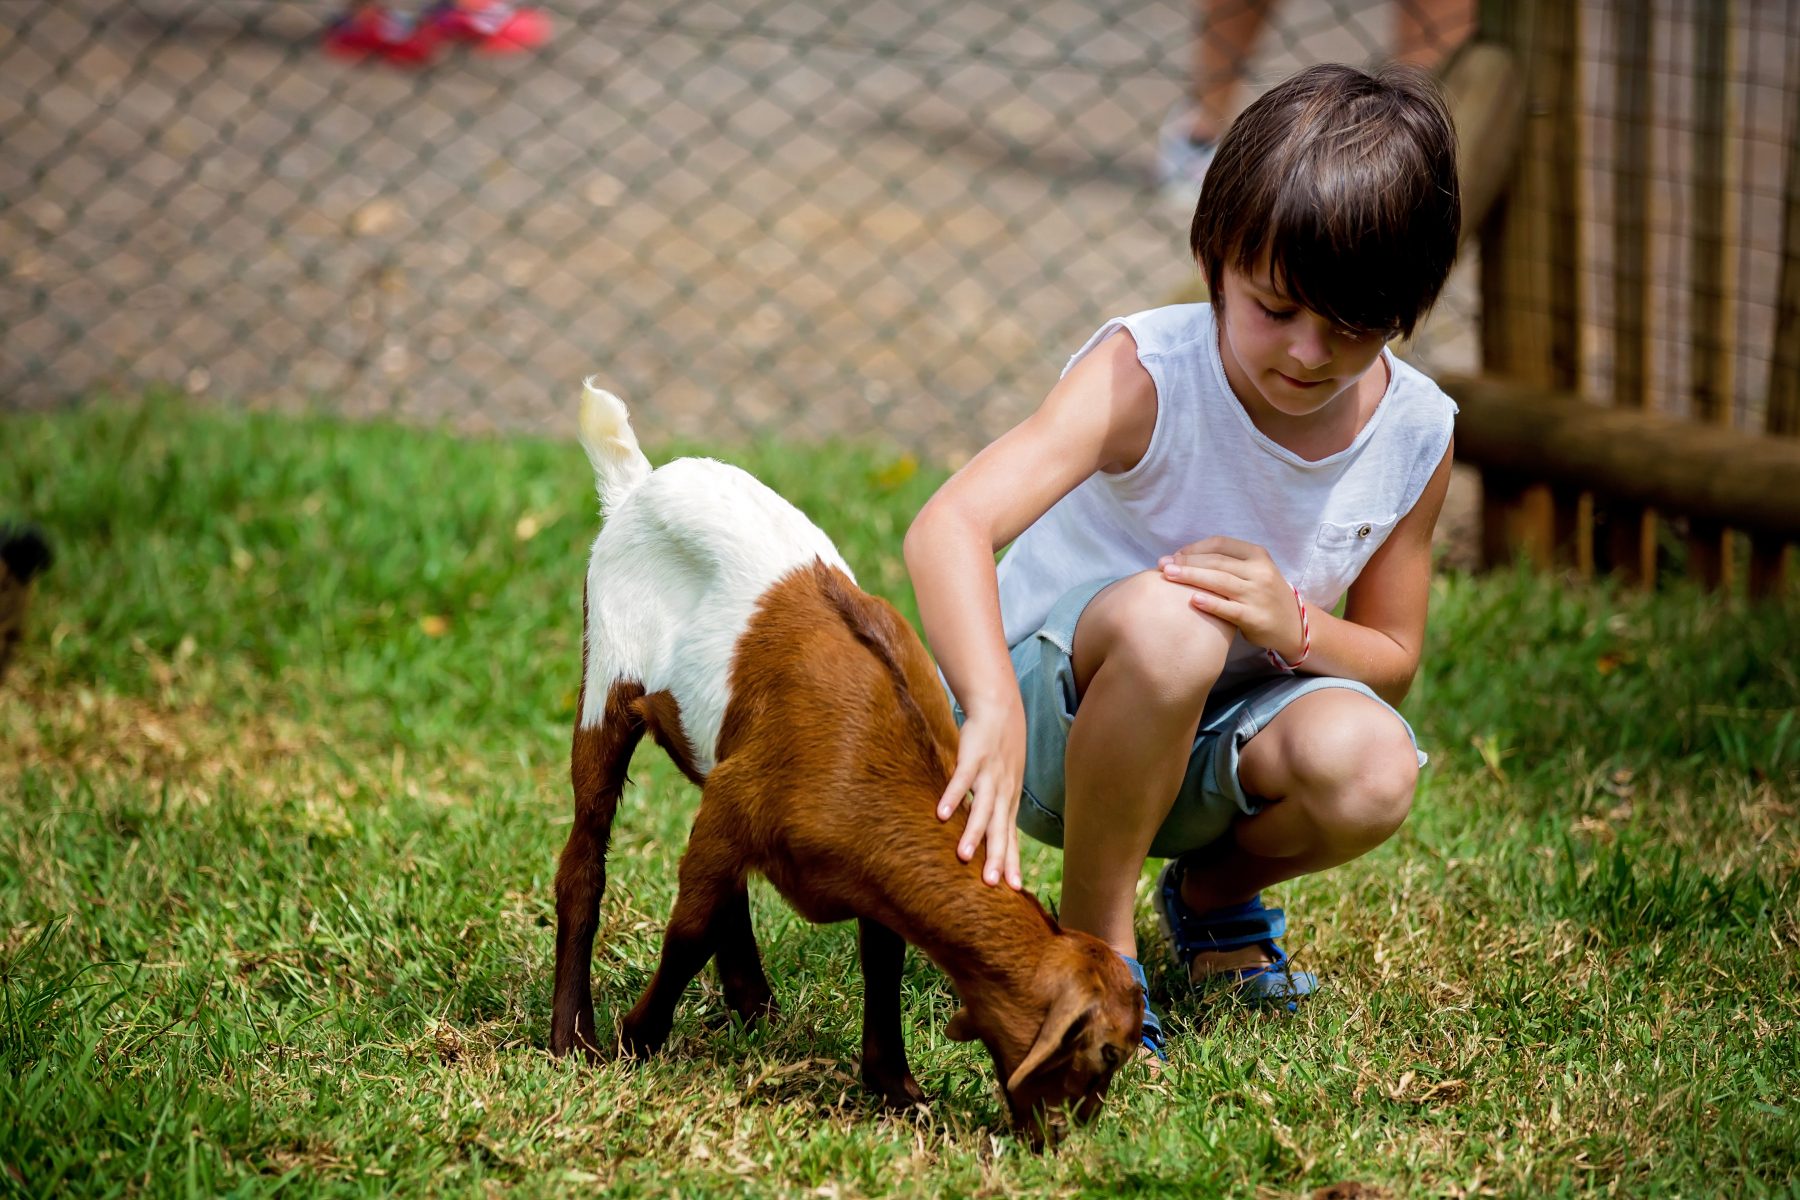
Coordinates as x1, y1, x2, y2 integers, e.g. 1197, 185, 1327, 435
1005, 987, 1094, 1094
945, 1007, 979, 1042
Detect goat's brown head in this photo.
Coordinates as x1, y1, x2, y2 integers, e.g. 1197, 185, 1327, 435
946, 930, 1143, 1146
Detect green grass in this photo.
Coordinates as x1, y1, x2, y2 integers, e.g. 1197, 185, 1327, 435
3, 398, 1798, 1198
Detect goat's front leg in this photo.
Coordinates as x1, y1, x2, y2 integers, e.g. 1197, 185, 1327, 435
712, 885, 778, 1026
618, 809, 740, 1057
857, 917, 928, 1109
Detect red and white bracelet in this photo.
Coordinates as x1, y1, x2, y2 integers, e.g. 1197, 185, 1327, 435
1265, 584, 1310, 672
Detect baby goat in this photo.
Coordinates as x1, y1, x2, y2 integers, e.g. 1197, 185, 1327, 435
550, 382, 1142, 1137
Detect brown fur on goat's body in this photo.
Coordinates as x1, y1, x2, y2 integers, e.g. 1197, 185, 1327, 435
551, 559, 1143, 1136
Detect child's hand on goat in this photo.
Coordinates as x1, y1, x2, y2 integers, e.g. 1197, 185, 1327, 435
936, 700, 1026, 890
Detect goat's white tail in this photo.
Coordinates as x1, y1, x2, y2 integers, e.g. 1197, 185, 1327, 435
577, 378, 652, 516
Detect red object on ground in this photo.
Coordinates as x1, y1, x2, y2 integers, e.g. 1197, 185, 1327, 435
428, 2, 551, 54
321, 9, 444, 65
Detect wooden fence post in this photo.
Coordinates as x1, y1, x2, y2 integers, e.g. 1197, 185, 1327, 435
1756, 23, 1800, 598
1687, 0, 1737, 589
1600, 0, 1658, 587
1477, 0, 1583, 572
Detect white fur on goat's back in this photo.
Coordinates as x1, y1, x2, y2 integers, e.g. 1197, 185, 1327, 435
576, 392, 852, 775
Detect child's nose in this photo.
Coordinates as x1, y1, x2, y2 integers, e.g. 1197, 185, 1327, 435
1288, 326, 1331, 372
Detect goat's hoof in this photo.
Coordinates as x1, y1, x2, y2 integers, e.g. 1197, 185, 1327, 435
706, 994, 778, 1033
865, 1070, 930, 1111
617, 1019, 668, 1060
550, 1037, 605, 1064
550, 1017, 605, 1063
717, 974, 779, 1023
620, 1033, 662, 1059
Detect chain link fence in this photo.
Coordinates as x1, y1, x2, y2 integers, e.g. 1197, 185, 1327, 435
2, 1, 1481, 458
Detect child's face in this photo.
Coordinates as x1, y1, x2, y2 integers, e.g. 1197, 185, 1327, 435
1214, 261, 1390, 420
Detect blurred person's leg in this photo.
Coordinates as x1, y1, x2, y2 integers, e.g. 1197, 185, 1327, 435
1190, 0, 1278, 143
1159, 0, 1275, 195
1394, 0, 1477, 70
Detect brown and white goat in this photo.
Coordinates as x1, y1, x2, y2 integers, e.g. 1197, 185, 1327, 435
549, 382, 1142, 1136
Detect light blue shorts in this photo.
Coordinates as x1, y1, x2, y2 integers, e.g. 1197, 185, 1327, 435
949, 576, 1427, 860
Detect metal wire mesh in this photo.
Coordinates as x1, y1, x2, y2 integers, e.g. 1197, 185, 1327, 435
7, 1, 1477, 456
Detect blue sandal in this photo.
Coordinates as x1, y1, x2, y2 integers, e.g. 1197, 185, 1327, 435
1119, 954, 1167, 1060
1152, 857, 1318, 1007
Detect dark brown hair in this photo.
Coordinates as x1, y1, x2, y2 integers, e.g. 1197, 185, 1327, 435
1189, 62, 1460, 338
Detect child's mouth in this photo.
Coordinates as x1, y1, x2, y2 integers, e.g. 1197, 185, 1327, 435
1277, 371, 1328, 389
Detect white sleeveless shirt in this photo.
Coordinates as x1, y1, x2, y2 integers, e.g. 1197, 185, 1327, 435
994, 303, 1456, 685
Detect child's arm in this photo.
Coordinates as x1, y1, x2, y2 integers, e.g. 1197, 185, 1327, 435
904, 331, 1158, 889
1159, 443, 1454, 703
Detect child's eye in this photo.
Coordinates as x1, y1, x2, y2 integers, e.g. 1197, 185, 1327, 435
1257, 301, 1296, 322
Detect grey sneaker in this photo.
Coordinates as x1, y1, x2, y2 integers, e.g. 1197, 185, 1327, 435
1156, 103, 1218, 208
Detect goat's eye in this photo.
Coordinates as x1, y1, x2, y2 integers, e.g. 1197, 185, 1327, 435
1100, 1043, 1123, 1070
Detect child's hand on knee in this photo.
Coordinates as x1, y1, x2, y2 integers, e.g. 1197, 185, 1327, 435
1159, 536, 1306, 663
936, 702, 1026, 890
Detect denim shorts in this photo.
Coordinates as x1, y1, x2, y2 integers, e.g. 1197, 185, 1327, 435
948, 576, 1427, 860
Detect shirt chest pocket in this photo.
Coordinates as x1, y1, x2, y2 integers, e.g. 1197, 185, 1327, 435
1301, 513, 1400, 601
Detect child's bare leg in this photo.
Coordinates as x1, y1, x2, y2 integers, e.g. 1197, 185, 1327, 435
1060, 571, 1235, 958
1178, 688, 1418, 967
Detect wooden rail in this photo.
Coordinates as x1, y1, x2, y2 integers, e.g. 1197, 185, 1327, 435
1444, 374, 1800, 541
1476, 0, 1583, 576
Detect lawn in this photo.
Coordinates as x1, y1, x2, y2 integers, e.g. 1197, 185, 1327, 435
3, 399, 1798, 1198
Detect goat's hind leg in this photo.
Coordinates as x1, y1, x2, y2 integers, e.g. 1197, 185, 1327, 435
552, 680, 646, 1060
711, 886, 778, 1027
618, 803, 744, 1057
858, 918, 928, 1109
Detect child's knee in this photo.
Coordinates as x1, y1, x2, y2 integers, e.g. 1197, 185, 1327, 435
1075, 570, 1233, 702
1332, 718, 1417, 844
1284, 699, 1418, 844
1356, 749, 1417, 842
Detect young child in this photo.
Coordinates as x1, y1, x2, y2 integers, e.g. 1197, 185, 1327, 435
905, 62, 1460, 1059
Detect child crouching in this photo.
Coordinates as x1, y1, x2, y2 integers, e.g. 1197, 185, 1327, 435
905, 62, 1460, 1058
